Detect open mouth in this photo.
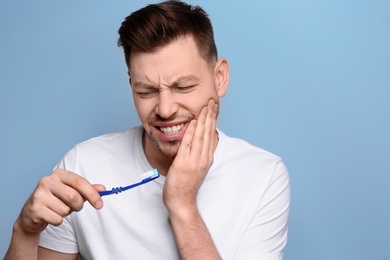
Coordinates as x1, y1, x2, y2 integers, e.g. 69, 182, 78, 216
159, 123, 185, 135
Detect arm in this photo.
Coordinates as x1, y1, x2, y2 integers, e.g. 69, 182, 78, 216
38, 247, 78, 260
163, 100, 221, 259
6, 219, 78, 260
4, 169, 104, 259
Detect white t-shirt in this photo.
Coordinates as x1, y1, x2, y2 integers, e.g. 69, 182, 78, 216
39, 126, 290, 259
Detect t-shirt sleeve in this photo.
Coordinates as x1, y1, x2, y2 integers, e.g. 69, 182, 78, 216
234, 160, 291, 260
39, 216, 79, 254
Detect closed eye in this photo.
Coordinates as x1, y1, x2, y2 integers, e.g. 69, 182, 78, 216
135, 89, 159, 98
174, 85, 196, 93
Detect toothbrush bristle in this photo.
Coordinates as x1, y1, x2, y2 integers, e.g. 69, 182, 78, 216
141, 169, 159, 181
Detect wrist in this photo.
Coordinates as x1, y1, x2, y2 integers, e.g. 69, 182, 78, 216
167, 204, 201, 225
14, 217, 46, 237
164, 196, 198, 214
166, 203, 221, 259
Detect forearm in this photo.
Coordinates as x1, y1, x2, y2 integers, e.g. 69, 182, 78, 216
169, 205, 221, 260
5, 220, 40, 260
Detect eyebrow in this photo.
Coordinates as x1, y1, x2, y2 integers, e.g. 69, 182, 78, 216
172, 75, 200, 86
132, 75, 200, 89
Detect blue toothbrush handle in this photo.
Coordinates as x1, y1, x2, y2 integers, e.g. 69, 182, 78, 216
98, 172, 159, 197
99, 182, 144, 196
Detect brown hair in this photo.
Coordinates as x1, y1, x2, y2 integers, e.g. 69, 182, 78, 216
117, 0, 218, 67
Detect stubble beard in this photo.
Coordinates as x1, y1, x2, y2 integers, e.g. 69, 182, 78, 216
146, 130, 181, 159
145, 106, 220, 159
155, 139, 180, 159
146, 114, 193, 159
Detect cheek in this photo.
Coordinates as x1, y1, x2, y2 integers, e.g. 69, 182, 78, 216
182, 97, 215, 119
186, 88, 219, 109
133, 98, 155, 123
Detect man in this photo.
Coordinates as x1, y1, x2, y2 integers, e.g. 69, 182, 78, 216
5, 1, 290, 259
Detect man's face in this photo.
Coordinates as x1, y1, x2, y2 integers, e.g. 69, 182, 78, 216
128, 35, 227, 159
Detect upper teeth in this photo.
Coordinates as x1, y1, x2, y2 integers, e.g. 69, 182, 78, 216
160, 124, 184, 134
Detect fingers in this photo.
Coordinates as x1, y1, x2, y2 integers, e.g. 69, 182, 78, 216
92, 184, 107, 193
26, 188, 68, 228
177, 119, 197, 156
204, 100, 218, 158
18, 169, 104, 234
177, 99, 218, 160
52, 170, 104, 210
191, 99, 218, 159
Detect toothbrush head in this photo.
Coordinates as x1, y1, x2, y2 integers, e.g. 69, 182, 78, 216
141, 168, 160, 183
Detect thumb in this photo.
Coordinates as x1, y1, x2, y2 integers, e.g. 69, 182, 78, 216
92, 184, 106, 193
85, 184, 106, 210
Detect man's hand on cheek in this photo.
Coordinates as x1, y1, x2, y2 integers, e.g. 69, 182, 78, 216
163, 99, 218, 211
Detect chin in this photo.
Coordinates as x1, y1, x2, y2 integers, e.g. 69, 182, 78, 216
157, 140, 181, 159
146, 129, 181, 158
150, 138, 180, 159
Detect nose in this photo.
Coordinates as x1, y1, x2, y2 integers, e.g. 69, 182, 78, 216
155, 90, 178, 119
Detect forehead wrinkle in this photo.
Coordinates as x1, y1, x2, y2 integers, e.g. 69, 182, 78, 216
131, 80, 157, 90
131, 72, 201, 91
173, 75, 199, 84
163, 74, 200, 88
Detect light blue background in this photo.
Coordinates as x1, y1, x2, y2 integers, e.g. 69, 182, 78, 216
1, 1, 389, 259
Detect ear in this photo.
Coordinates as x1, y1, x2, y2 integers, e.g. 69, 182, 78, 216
214, 57, 230, 97
127, 71, 132, 86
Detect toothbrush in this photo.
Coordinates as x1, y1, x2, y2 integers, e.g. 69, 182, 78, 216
98, 169, 160, 196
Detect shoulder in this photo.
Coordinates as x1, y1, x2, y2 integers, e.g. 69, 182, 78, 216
213, 130, 289, 187
217, 130, 282, 165
56, 126, 143, 171
213, 129, 290, 203
75, 126, 141, 150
